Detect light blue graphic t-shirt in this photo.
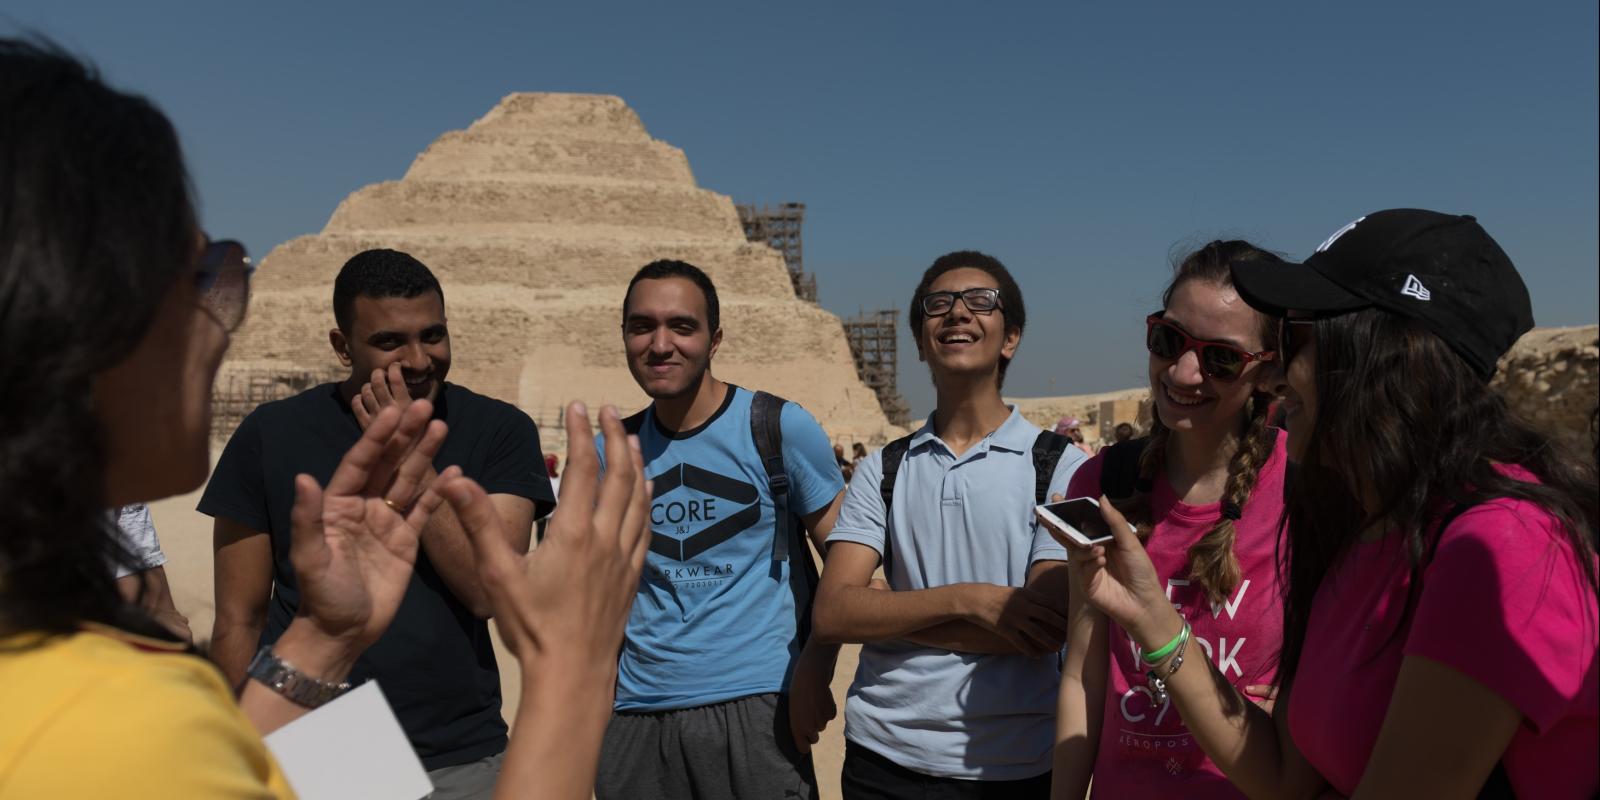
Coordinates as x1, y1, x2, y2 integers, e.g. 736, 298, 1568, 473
598, 386, 844, 711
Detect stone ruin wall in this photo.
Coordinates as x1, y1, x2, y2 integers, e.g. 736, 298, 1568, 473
221, 93, 903, 452
1491, 325, 1598, 454
1007, 325, 1598, 453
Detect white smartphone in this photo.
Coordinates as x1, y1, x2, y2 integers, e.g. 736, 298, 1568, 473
1035, 497, 1115, 547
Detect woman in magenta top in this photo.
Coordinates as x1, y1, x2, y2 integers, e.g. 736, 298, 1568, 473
1061, 209, 1599, 798
1049, 241, 1291, 799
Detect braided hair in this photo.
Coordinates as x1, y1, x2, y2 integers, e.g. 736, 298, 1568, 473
1111, 240, 1281, 605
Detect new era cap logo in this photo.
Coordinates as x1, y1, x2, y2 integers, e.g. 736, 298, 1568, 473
1400, 274, 1431, 301
1316, 216, 1366, 253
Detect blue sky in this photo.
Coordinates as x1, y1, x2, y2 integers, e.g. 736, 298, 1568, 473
9, 1, 1596, 417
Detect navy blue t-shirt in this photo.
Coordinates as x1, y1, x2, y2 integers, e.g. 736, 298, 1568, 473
199, 382, 554, 770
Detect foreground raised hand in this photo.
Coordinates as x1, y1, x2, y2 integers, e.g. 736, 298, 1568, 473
239, 400, 449, 734
437, 402, 650, 800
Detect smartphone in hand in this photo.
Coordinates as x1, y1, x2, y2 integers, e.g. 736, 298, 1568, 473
1036, 497, 1115, 547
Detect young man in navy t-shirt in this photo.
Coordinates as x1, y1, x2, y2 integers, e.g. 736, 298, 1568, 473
203, 250, 554, 799
593, 260, 846, 800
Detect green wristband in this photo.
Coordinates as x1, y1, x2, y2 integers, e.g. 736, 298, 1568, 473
1141, 622, 1190, 665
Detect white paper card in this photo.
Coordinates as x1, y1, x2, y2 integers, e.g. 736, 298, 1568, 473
263, 681, 433, 800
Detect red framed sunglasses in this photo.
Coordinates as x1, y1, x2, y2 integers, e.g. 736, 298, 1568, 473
1145, 314, 1275, 381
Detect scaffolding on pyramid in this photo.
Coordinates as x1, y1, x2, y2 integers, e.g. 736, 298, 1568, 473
843, 309, 912, 428
736, 202, 817, 303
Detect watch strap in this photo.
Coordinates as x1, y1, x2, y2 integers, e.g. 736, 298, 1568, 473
246, 645, 352, 709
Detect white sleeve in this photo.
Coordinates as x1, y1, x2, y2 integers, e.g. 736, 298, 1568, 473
111, 503, 166, 579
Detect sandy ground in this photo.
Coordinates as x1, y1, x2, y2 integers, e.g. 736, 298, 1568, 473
147, 488, 859, 799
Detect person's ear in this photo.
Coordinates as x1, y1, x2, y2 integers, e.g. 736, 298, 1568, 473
1000, 325, 1022, 360
708, 326, 723, 361
329, 328, 352, 367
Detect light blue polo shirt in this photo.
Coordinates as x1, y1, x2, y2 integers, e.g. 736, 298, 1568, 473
827, 406, 1086, 780
598, 386, 844, 711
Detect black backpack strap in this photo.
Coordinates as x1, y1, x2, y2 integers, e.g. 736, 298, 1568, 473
877, 434, 915, 577
749, 391, 821, 647
749, 391, 794, 562
1030, 431, 1073, 505
1099, 437, 1152, 500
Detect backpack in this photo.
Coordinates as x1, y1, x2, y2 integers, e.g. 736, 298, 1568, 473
623, 390, 820, 646
875, 428, 1073, 577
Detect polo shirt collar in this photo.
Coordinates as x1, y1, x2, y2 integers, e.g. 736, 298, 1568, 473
909, 405, 1034, 455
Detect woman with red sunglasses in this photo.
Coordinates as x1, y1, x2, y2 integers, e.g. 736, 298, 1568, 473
1047, 240, 1291, 799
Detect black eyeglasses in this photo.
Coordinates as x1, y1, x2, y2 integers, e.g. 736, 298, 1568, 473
194, 238, 253, 332
1279, 317, 1316, 365
921, 287, 1001, 317
1145, 314, 1275, 381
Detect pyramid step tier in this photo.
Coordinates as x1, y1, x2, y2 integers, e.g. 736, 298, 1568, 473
254, 233, 795, 299
325, 178, 745, 239
405, 131, 695, 185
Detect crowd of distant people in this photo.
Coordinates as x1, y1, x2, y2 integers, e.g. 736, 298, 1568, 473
1, 35, 1597, 800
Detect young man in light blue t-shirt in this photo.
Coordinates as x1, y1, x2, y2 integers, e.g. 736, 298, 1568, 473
593, 260, 846, 800
814, 251, 1085, 798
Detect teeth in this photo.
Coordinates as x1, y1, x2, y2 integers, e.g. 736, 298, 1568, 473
1165, 387, 1207, 406
941, 334, 975, 343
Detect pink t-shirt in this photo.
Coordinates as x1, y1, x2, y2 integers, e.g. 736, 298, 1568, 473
1289, 474, 1600, 797
1066, 433, 1289, 799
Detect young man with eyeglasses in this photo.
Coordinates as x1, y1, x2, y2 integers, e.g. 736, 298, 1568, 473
592, 259, 847, 800
812, 250, 1086, 798
202, 249, 555, 800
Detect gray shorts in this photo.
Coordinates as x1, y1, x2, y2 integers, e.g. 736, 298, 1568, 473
426, 751, 503, 800
595, 692, 818, 800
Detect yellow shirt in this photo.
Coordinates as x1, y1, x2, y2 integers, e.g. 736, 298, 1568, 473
0, 625, 294, 798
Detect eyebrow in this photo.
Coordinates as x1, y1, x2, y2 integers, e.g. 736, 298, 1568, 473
626, 313, 701, 327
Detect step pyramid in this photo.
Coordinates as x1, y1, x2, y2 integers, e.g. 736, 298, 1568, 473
221, 93, 902, 450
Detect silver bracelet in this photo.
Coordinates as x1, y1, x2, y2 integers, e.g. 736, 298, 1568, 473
1145, 625, 1191, 706
246, 645, 352, 709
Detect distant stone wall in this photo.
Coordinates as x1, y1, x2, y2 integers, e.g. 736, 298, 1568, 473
1007, 388, 1150, 446
1492, 325, 1598, 453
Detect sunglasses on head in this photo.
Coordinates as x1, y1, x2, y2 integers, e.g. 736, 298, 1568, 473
1145, 314, 1275, 381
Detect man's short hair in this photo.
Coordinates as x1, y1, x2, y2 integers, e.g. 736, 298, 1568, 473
908, 250, 1027, 384
333, 249, 444, 333
622, 259, 721, 333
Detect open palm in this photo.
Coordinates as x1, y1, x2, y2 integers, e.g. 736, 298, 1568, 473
289, 401, 449, 650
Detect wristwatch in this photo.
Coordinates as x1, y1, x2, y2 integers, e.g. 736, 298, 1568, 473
246, 646, 352, 708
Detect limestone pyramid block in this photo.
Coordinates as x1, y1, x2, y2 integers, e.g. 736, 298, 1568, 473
221, 93, 902, 450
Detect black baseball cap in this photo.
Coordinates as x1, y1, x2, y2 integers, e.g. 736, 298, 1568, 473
1230, 209, 1534, 381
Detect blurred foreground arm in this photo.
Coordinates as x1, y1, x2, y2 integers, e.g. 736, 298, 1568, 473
438, 402, 651, 800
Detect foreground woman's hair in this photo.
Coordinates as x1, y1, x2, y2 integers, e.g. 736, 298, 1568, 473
0, 38, 198, 640
1279, 309, 1600, 680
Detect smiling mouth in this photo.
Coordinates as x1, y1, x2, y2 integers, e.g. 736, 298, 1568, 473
1163, 384, 1211, 408
937, 331, 978, 345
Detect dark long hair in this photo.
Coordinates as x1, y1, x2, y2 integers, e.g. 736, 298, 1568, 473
0, 38, 197, 639
1114, 240, 1282, 604
1277, 309, 1600, 682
